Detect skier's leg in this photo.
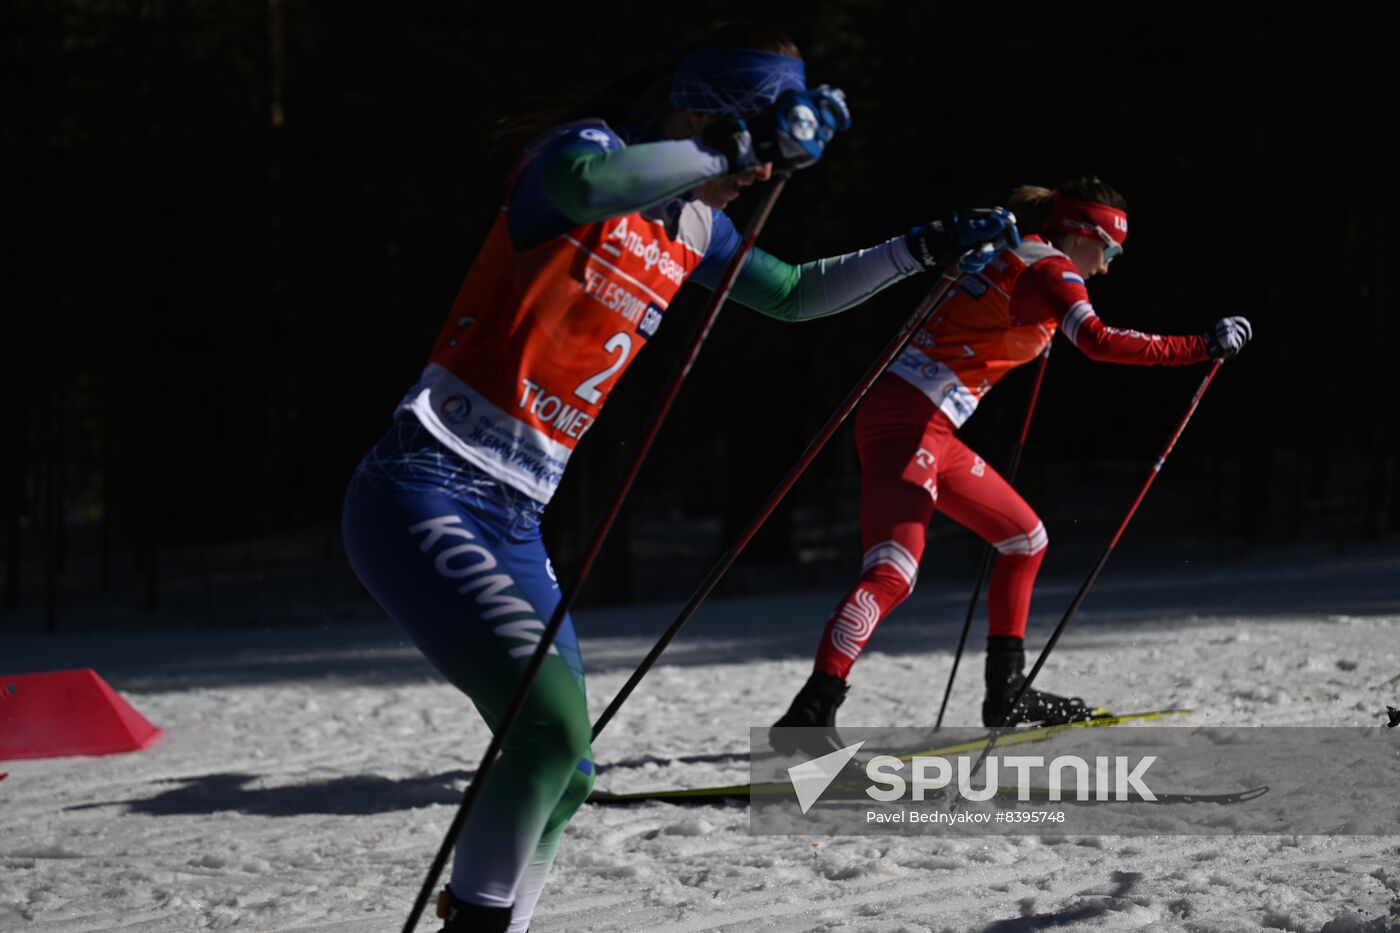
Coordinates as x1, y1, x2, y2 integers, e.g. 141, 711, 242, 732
508, 761, 592, 931
813, 473, 933, 679
772, 472, 931, 753
486, 530, 594, 933
934, 437, 1097, 725
342, 433, 590, 926
931, 440, 1047, 640
773, 390, 940, 752
806, 384, 945, 680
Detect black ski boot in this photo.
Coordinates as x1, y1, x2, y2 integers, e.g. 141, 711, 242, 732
769, 671, 850, 757
982, 636, 1104, 727
437, 886, 513, 933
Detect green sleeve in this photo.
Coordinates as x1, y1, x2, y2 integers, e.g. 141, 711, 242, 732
719, 238, 924, 322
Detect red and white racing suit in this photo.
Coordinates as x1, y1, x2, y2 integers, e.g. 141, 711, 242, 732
813, 236, 1209, 678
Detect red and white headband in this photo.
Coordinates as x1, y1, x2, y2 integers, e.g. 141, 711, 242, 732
1046, 195, 1128, 254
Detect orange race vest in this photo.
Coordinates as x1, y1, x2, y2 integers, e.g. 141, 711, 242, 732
402, 161, 714, 503
887, 238, 1065, 427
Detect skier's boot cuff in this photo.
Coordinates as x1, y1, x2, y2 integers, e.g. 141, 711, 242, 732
769, 672, 850, 757
981, 636, 1099, 728
437, 887, 512, 933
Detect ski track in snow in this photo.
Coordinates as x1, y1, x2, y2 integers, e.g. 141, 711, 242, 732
4, 557, 1400, 932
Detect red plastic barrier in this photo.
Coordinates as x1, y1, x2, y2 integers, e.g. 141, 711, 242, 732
0, 669, 164, 760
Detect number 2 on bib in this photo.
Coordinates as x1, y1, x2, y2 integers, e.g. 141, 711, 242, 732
574, 332, 633, 404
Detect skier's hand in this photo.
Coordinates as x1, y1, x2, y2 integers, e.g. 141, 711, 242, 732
907, 208, 1020, 274
1205, 316, 1253, 360
747, 86, 850, 170
702, 87, 850, 174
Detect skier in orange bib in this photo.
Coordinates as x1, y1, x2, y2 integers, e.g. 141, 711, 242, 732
771, 177, 1253, 755
343, 23, 1017, 933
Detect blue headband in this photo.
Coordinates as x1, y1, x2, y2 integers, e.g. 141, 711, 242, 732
669, 47, 807, 115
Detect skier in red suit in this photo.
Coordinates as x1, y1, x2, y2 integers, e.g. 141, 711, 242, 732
771, 177, 1253, 752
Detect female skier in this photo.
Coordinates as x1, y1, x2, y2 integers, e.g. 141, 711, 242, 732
341, 23, 1015, 933
771, 177, 1253, 750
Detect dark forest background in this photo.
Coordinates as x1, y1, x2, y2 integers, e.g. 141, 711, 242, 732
3, 2, 1394, 632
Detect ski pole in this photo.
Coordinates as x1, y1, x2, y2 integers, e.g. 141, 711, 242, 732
591, 266, 964, 741
934, 345, 1051, 728
399, 175, 790, 933
961, 360, 1225, 783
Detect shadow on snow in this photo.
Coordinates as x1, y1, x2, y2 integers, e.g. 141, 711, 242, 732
976, 871, 1145, 932
66, 769, 475, 817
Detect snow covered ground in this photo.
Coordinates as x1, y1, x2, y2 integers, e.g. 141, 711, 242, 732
3, 549, 1399, 932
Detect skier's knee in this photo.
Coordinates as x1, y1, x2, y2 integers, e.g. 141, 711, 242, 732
510, 709, 591, 772
860, 540, 919, 599
993, 520, 1048, 557
544, 756, 595, 834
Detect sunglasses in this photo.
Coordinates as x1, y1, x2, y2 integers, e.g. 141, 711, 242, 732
1092, 224, 1123, 263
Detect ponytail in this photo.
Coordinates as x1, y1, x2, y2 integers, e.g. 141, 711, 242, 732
1006, 185, 1057, 235
489, 61, 673, 156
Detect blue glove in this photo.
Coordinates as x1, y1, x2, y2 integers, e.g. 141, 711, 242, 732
701, 87, 851, 173
748, 86, 851, 170
1205, 316, 1253, 360
907, 208, 1020, 274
